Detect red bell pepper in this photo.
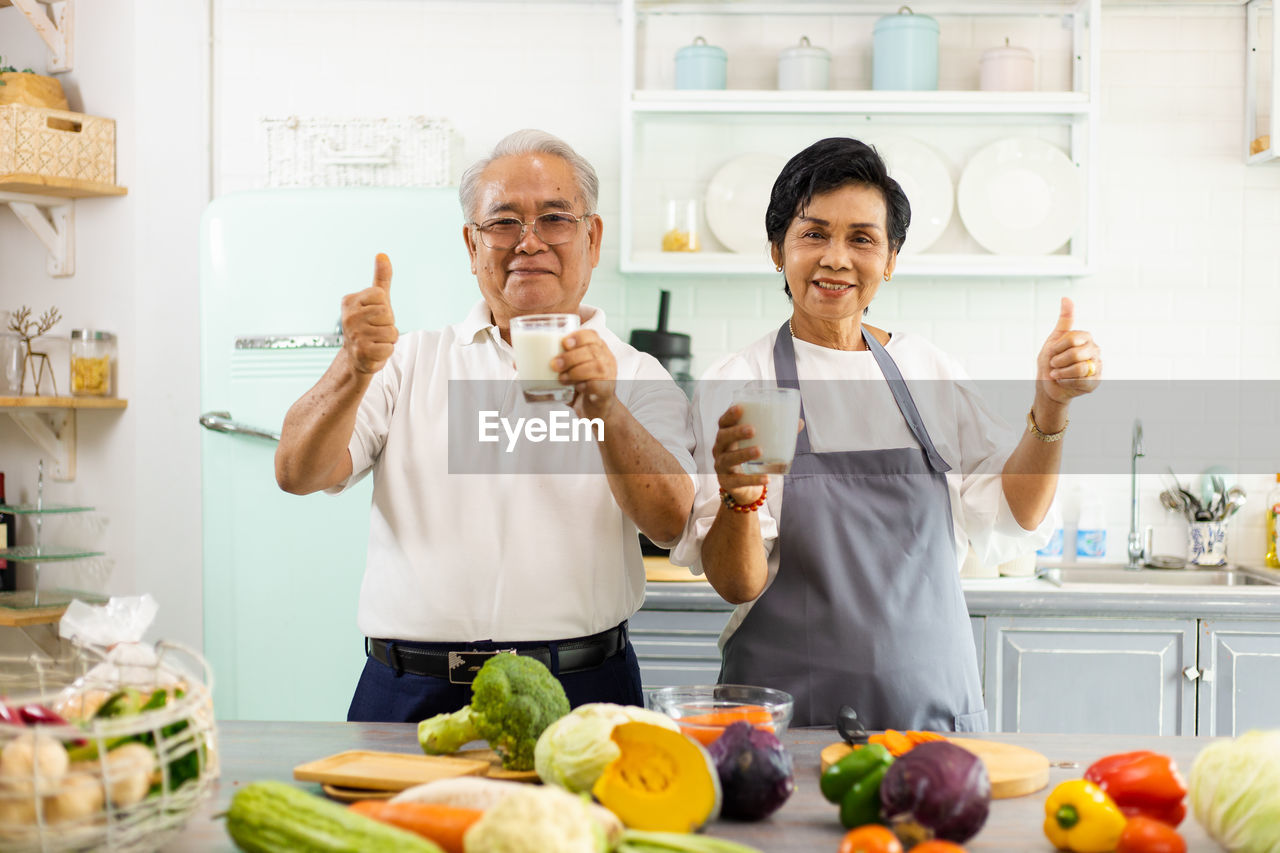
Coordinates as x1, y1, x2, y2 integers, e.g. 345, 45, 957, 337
1084, 751, 1187, 827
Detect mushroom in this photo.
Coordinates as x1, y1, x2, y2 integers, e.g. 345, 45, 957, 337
0, 732, 69, 795
103, 743, 154, 808
43, 771, 104, 824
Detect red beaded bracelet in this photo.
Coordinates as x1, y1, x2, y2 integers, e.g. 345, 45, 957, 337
720, 483, 767, 513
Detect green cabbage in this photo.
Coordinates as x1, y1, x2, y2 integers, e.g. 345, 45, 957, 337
1189, 729, 1280, 853
534, 702, 679, 793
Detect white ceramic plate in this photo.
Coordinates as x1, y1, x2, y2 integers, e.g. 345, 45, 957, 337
957, 137, 1084, 256
704, 153, 787, 256
873, 136, 953, 255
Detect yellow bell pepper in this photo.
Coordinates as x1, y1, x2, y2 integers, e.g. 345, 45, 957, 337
1043, 779, 1127, 853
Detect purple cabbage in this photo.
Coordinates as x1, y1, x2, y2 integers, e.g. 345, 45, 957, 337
707, 720, 796, 821
879, 740, 991, 845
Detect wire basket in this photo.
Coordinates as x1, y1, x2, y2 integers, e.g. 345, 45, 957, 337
263, 115, 459, 188
0, 642, 217, 852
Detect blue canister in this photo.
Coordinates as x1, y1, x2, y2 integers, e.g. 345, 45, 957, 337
872, 6, 939, 91
675, 36, 727, 90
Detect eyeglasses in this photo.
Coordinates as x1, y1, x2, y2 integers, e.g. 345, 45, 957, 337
470, 212, 593, 250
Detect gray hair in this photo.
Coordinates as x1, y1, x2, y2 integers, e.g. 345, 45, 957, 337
458, 129, 599, 222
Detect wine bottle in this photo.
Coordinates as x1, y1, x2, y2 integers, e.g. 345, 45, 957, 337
0, 472, 15, 592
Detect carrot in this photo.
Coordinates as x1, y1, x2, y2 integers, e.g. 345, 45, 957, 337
861, 730, 947, 757
908, 730, 947, 746
675, 704, 776, 746
349, 800, 482, 853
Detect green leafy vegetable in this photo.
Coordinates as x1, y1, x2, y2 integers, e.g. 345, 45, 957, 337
1188, 729, 1280, 853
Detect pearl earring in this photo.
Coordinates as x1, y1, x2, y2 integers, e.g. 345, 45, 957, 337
776, 265, 783, 272
884, 273, 892, 282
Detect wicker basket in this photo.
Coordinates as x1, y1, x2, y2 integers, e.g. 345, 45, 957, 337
263, 115, 459, 188
0, 104, 117, 185
0, 642, 217, 853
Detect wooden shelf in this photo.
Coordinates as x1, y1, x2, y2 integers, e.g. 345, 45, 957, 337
0, 603, 68, 627
0, 396, 127, 409
0, 175, 127, 198
2, 398, 126, 480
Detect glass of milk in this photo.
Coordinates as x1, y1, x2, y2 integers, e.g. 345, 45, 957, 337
510, 313, 580, 403
732, 384, 802, 474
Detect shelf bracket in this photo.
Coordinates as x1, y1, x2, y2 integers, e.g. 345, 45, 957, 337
0, 191, 74, 277
6, 409, 76, 481
4, 0, 74, 73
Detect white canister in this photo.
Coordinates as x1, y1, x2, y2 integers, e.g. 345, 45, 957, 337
778, 36, 830, 91
980, 41, 1035, 92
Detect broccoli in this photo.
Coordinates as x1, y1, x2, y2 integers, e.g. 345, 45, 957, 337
417, 653, 570, 771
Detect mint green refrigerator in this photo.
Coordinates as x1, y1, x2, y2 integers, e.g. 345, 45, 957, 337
199, 188, 476, 720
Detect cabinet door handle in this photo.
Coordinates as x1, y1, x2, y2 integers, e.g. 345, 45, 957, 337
1182, 665, 1200, 681
198, 411, 281, 442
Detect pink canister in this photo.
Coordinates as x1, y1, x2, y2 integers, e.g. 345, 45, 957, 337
979, 41, 1035, 92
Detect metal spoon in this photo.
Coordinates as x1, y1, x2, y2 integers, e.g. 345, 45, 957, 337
1222, 487, 1247, 520
1159, 490, 1186, 515
836, 704, 870, 746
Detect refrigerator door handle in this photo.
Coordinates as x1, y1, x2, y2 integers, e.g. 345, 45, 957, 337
199, 411, 281, 443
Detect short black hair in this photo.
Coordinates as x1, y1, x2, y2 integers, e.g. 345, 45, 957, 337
765, 137, 911, 295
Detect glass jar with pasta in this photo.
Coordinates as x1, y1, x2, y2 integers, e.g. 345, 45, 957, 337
70, 329, 116, 397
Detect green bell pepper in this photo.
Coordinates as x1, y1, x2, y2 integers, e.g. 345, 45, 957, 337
820, 743, 894, 829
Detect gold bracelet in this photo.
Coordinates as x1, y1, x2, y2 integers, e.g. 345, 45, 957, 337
1027, 408, 1067, 443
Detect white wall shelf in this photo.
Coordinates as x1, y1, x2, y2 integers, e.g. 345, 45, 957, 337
632, 90, 1092, 117
620, 0, 1101, 279
1246, 0, 1277, 163
624, 249, 1090, 278
0, 0, 74, 74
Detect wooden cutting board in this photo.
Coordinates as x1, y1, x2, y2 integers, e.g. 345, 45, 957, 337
456, 748, 540, 783
294, 749, 490, 792
321, 783, 396, 803
820, 738, 1050, 799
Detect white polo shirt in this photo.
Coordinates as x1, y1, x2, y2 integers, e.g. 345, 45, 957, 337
330, 300, 696, 643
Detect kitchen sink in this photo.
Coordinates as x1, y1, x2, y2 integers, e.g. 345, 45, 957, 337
1035, 565, 1280, 587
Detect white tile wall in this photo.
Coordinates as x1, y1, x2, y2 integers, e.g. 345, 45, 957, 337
3, 0, 1274, 655
205, 1, 1280, 568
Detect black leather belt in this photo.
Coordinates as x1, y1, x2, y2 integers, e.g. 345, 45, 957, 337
366, 623, 627, 684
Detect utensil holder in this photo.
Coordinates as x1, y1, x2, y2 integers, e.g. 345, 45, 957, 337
1187, 521, 1227, 567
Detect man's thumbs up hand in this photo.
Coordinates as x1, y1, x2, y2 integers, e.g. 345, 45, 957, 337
341, 252, 399, 376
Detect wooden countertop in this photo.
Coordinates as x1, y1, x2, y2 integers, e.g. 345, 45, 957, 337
171, 722, 1224, 851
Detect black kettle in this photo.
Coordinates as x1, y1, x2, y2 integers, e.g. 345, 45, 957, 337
630, 290, 693, 399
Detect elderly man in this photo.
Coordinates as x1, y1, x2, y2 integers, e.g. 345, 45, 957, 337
275, 129, 695, 722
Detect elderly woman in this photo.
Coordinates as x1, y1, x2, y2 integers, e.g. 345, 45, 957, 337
672, 137, 1101, 730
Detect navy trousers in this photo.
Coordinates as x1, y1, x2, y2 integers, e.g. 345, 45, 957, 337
347, 640, 645, 723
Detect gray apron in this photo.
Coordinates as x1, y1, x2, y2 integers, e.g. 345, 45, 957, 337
719, 323, 987, 731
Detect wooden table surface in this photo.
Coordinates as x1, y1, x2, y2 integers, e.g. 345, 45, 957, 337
175, 721, 1224, 852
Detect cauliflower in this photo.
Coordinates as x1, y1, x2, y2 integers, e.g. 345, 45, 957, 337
462, 785, 606, 853
535, 702, 680, 793
418, 653, 570, 771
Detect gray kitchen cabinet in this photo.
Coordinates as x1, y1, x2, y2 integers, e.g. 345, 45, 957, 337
1196, 618, 1280, 736
630, 608, 731, 690
983, 616, 1197, 736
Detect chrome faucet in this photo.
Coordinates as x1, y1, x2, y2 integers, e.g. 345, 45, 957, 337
1127, 419, 1147, 569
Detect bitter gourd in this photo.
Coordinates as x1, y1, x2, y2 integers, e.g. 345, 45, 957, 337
225, 780, 444, 853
